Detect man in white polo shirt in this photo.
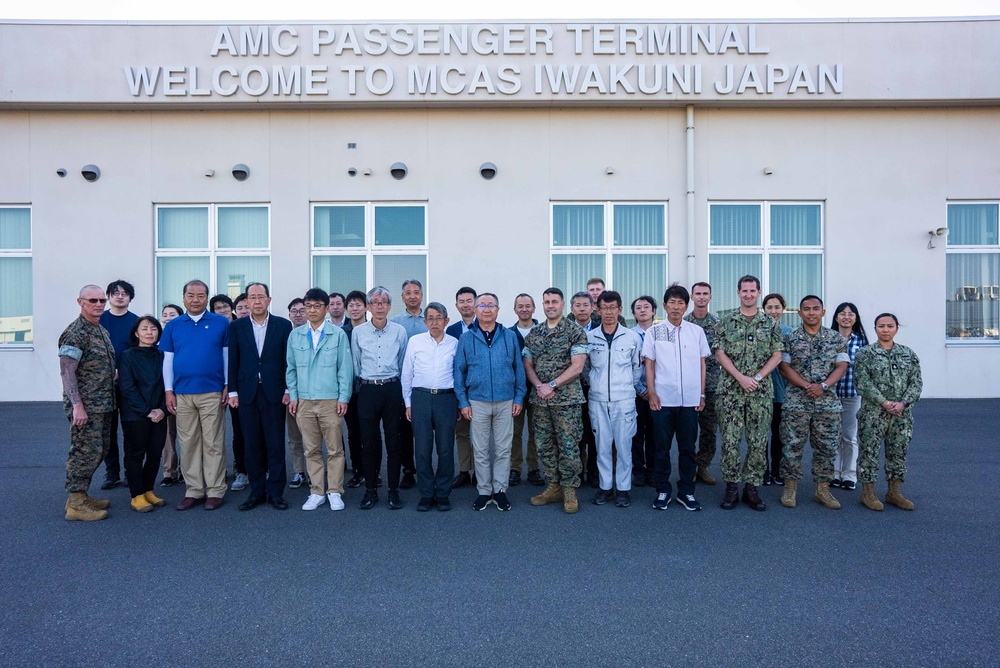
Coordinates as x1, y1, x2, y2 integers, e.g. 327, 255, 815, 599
643, 284, 710, 512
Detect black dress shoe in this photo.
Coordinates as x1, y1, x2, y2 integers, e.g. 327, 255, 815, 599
268, 496, 289, 510
436, 496, 451, 512
509, 470, 521, 486
527, 469, 544, 486
452, 471, 472, 488
720, 482, 739, 510
633, 471, 648, 487
239, 496, 265, 511
346, 473, 364, 489
359, 489, 379, 510
399, 472, 416, 489
417, 497, 434, 512
388, 489, 404, 510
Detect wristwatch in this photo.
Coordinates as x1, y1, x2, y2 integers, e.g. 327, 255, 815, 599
549, 380, 558, 388
821, 382, 829, 391
753, 374, 763, 382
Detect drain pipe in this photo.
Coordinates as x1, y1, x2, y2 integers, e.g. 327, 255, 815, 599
686, 104, 696, 283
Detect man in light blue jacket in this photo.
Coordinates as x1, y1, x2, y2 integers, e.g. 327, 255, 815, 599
454, 293, 527, 512
286, 288, 354, 512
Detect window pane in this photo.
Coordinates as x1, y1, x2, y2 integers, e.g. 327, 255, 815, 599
217, 256, 270, 299
218, 207, 269, 249
708, 253, 762, 315
613, 205, 665, 247
769, 254, 823, 327
553, 205, 604, 247
612, 254, 666, 324
157, 256, 210, 310
948, 204, 999, 246
158, 207, 209, 249
375, 206, 425, 246
0, 257, 32, 345
710, 205, 761, 246
373, 255, 427, 317
313, 255, 367, 297
552, 254, 605, 308
314, 206, 365, 248
946, 253, 1000, 339
0, 208, 30, 250
770, 204, 821, 246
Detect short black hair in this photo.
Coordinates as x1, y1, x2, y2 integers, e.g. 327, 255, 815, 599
162, 303, 184, 317
691, 281, 712, 293
287, 298, 305, 311
762, 293, 786, 310
663, 284, 690, 305
631, 296, 657, 313
329, 292, 346, 303
597, 290, 622, 309
245, 282, 270, 297
514, 293, 535, 307
128, 314, 162, 347
304, 288, 330, 306
106, 279, 135, 300
542, 287, 564, 300
233, 293, 247, 308
182, 279, 209, 296
874, 312, 900, 327
456, 286, 477, 300
346, 290, 368, 306
799, 294, 824, 307
210, 294, 234, 312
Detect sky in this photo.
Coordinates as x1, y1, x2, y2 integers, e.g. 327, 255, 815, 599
3, 0, 999, 21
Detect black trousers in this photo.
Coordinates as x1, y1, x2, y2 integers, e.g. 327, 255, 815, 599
103, 385, 124, 478
411, 390, 457, 500
239, 389, 287, 499
769, 402, 784, 478
345, 393, 363, 476
579, 384, 598, 480
650, 405, 698, 497
360, 382, 403, 490
632, 396, 656, 474
122, 417, 167, 497
230, 404, 246, 475
399, 403, 416, 475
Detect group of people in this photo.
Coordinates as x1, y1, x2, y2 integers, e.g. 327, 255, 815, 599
58, 274, 922, 521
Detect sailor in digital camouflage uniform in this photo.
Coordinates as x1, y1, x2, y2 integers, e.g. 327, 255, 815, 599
854, 313, 923, 511
776, 296, 849, 509
714, 276, 783, 511
522, 288, 589, 514
684, 282, 721, 484
59, 285, 117, 521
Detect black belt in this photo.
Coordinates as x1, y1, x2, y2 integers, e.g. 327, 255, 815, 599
414, 387, 455, 395
360, 377, 399, 385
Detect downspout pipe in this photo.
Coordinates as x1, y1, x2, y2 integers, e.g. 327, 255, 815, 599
686, 104, 696, 284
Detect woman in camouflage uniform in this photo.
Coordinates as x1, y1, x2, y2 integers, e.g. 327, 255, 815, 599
854, 313, 923, 511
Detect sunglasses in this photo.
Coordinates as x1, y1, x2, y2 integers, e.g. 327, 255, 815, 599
83, 298, 108, 304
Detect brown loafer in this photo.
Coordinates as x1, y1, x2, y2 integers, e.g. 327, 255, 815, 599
204, 497, 224, 511
176, 496, 206, 511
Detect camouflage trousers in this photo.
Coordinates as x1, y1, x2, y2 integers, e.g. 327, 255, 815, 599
716, 393, 771, 485
694, 391, 718, 468
533, 404, 583, 488
857, 405, 913, 483
778, 410, 840, 483
65, 410, 112, 493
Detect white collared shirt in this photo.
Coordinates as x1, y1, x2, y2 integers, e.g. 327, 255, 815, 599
642, 319, 710, 407
308, 321, 324, 350
251, 313, 269, 357
401, 332, 459, 408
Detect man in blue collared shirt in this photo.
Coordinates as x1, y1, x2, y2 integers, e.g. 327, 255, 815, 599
352, 286, 409, 510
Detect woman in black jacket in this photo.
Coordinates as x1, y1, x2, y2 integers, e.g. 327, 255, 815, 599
118, 315, 168, 513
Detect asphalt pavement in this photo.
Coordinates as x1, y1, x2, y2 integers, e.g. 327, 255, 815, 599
1, 399, 997, 667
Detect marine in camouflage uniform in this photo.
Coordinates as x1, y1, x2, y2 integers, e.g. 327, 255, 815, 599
715, 310, 783, 486
522, 318, 589, 488
854, 342, 922, 483
59, 315, 116, 493
778, 326, 849, 483
684, 311, 720, 469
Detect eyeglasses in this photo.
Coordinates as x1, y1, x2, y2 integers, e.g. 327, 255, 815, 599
83, 298, 108, 304
476, 304, 498, 310
110, 291, 130, 298
303, 303, 325, 310
425, 316, 445, 322
369, 300, 390, 307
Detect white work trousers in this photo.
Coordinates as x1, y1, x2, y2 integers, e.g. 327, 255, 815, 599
589, 398, 638, 492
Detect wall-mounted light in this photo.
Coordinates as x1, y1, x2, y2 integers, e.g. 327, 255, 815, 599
348, 167, 358, 177
204, 169, 215, 178
56, 168, 67, 178
232, 164, 250, 181
763, 167, 774, 175
927, 227, 948, 249
479, 162, 498, 180
363, 168, 372, 176
605, 167, 615, 175
81, 165, 101, 182
390, 162, 408, 180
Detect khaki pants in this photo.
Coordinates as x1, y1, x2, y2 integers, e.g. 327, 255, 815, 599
161, 414, 179, 478
287, 408, 306, 475
176, 392, 227, 499
456, 415, 474, 473
297, 399, 345, 495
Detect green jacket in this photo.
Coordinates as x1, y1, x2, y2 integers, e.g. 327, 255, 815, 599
854, 342, 922, 407
285, 322, 354, 402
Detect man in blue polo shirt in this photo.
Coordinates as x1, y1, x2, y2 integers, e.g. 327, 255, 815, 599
161, 279, 231, 511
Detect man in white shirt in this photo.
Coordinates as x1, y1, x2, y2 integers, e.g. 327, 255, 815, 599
402, 303, 459, 512
644, 284, 710, 512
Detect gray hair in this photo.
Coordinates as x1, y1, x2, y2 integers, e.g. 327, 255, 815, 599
79, 284, 103, 297
424, 302, 448, 319
401, 279, 423, 292
367, 286, 392, 304
571, 291, 594, 305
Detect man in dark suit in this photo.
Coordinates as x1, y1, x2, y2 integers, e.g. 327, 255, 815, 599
227, 282, 293, 510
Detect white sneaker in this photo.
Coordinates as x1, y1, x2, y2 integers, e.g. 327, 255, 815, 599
302, 494, 326, 511
328, 492, 345, 511
231, 473, 249, 491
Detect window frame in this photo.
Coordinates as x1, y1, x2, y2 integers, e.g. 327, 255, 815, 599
945, 200, 1000, 346
0, 204, 33, 350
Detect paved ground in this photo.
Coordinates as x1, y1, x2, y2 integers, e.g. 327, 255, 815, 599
1, 399, 997, 667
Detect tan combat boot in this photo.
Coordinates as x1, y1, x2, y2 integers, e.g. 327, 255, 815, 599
144, 491, 167, 507
84, 494, 111, 510
885, 478, 914, 510
696, 466, 716, 485
860, 482, 884, 511
813, 482, 842, 509
65, 492, 108, 521
530, 482, 563, 506
780, 479, 797, 508
563, 486, 579, 514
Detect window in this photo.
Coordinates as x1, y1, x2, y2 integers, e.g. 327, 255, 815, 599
312, 203, 428, 306
155, 205, 270, 309
708, 202, 823, 324
946, 202, 999, 342
550, 202, 667, 320
0, 207, 32, 347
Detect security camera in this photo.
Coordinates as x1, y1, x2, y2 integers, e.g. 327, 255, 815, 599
348, 167, 358, 177
232, 164, 250, 181
81, 165, 101, 182
479, 162, 498, 180
56, 168, 67, 177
